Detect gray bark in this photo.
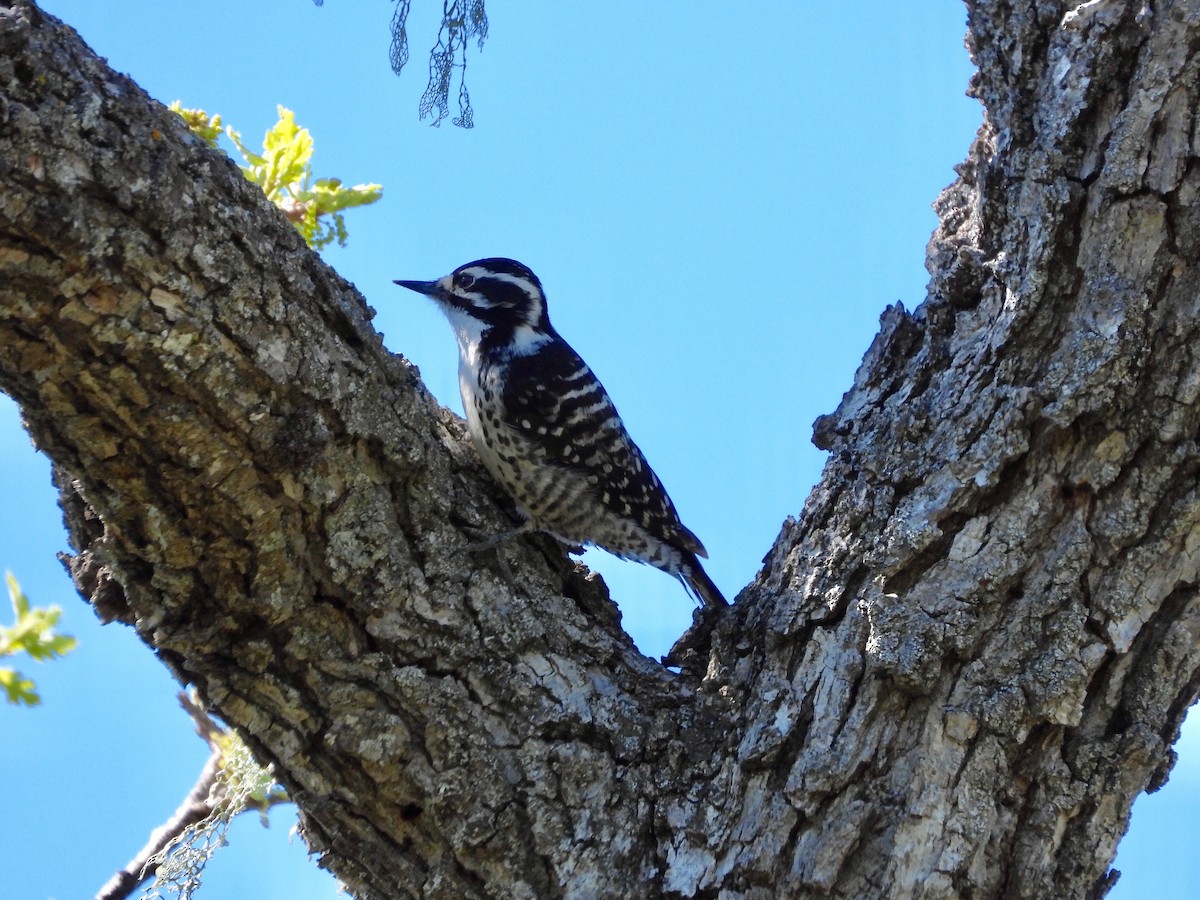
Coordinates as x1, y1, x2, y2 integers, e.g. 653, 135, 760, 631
2, 0, 1199, 897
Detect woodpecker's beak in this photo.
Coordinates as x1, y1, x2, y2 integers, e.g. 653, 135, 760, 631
393, 279, 443, 297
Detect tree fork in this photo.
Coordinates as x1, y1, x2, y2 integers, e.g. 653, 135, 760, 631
2, 1, 1200, 897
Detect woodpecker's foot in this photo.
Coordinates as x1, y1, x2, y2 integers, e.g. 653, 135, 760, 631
458, 524, 585, 561
457, 522, 538, 555
451, 524, 529, 596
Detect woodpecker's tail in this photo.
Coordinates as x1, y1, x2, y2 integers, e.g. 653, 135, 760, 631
681, 554, 728, 608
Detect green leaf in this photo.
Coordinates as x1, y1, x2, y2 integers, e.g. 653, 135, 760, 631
249, 106, 314, 203
309, 179, 384, 213
168, 101, 223, 148
226, 127, 265, 168
0, 667, 40, 706
173, 102, 383, 249
1, 573, 77, 704
7, 571, 29, 619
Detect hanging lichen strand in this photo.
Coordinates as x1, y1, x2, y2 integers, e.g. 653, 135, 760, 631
314, 0, 489, 129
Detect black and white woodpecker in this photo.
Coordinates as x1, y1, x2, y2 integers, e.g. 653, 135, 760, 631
395, 258, 727, 609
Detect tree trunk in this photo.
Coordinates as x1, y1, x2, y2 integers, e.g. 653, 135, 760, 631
3, 0, 1199, 896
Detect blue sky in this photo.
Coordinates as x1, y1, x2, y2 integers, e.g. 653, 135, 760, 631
2, 1, 1195, 897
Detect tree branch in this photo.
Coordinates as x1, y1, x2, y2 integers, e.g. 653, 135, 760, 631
1, 3, 715, 896
96, 692, 292, 900
96, 751, 222, 900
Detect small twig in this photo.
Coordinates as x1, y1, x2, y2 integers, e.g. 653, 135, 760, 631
94, 749, 223, 900
95, 691, 288, 900
178, 689, 224, 751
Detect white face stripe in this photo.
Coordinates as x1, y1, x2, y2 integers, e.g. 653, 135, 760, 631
438, 272, 498, 309
481, 270, 546, 328
442, 267, 546, 323
468, 269, 542, 297
509, 324, 553, 356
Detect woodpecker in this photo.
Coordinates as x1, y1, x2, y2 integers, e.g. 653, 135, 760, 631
395, 258, 727, 608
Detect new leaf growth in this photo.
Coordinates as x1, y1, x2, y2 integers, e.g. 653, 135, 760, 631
170, 102, 382, 250
0, 573, 77, 706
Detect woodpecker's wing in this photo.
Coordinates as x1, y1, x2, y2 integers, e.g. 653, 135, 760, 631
501, 338, 708, 558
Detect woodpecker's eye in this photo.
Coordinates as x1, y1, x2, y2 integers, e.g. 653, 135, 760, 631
456, 273, 476, 290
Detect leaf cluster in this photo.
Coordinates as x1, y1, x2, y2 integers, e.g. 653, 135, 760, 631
170, 103, 382, 249
0, 573, 77, 706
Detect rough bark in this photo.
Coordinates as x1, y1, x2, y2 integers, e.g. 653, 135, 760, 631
2, 0, 1198, 897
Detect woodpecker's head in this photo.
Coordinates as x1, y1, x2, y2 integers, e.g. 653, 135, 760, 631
395, 258, 551, 341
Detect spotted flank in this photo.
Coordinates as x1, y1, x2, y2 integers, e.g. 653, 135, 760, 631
394, 257, 728, 608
